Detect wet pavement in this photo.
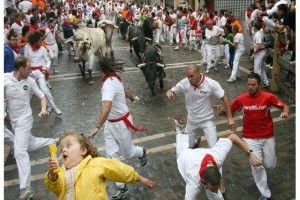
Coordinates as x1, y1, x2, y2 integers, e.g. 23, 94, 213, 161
4, 30, 295, 200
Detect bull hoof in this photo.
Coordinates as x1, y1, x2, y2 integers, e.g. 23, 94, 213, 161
78, 64, 86, 78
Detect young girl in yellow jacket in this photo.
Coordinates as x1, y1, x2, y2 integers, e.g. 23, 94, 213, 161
44, 132, 155, 200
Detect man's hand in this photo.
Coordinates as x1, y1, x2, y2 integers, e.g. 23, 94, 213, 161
166, 89, 175, 99
137, 175, 156, 189
228, 118, 237, 132
249, 152, 262, 166
250, 54, 255, 60
38, 110, 49, 117
87, 127, 99, 139
280, 112, 288, 119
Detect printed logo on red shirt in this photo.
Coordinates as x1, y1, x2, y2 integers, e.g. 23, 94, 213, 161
243, 105, 267, 110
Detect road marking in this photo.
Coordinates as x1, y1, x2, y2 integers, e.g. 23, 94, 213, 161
4, 114, 294, 187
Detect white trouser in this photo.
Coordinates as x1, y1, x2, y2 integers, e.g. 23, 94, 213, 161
13, 123, 55, 189
201, 40, 207, 63
154, 27, 165, 44
206, 44, 221, 69
223, 44, 229, 64
188, 30, 198, 49
104, 114, 143, 189
176, 130, 224, 200
254, 50, 269, 86
36, 75, 57, 109
176, 29, 187, 45
4, 124, 15, 148
185, 119, 217, 148
229, 50, 244, 80
46, 43, 59, 69
243, 137, 276, 198
166, 25, 174, 44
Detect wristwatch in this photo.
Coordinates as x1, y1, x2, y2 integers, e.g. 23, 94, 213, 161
246, 149, 253, 157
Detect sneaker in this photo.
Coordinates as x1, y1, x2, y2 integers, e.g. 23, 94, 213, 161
259, 196, 271, 200
139, 148, 147, 167
53, 107, 62, 115
132, 96, 140, 104
52, 69, 58, 74
205, 69, 210, 74
169, 42, 173, 46
47, 106, 52, 113
46, 81, 52, 89
19, 186, 34, 200
191, 136, 201, 149
264, 83, 270, 88
213, 67, 218, 71
112, 185, 128, 200
224, 65, 229, 69
174, 46, 179, 50
170, 117, 185, 129
227, 79, 235, 83
219, 179, 225, 194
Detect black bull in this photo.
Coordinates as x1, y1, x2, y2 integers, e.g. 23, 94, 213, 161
137, 44, 166, 96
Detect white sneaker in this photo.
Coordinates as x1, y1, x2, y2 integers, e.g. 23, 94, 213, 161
46, 81, 52, 89
47, 107, 52, 113
53, 107, 62, 115
19, 186, 34, 200
174, 46, 179, 50
205, 69, 210, 73
227, 78, 235, 83
224, 65, 229, 69
132, 96, 140, 104
213, 67, 218, 71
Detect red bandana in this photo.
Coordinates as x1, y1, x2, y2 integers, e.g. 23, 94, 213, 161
194, 74, 205, 91
30, 43, 41, 51
101, 72, 122, 82
199, 154, 218, 184
9, 44, 21, 54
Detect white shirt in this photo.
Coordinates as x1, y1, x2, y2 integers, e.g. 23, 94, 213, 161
45, 26, 57, 45
219, 16, 227, 27
4, 72, 44, 128
266, 0, 289, 16
18, 0, 32, 13
177, 138, 233, 200
11, 21, 24, 36
171, 76, 224, 124
253, 30, 264, 50
102, 77, 129, 120
205, 26, 224, 40
234, 32, 245, 52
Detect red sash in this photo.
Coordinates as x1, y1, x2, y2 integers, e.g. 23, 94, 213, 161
108, 112, 147, 132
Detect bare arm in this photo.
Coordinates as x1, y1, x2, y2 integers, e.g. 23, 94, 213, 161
136, 175, 156, 189
87, 101, 112, 139
221, 95, 237, 132
166, 89, 176, 99
227, 134, 262, 166
280, 105, 289, 118
38, 96, 49, 117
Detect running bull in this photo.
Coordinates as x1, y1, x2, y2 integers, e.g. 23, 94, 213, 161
137, 43, 166, 96
65, 28, 106, 85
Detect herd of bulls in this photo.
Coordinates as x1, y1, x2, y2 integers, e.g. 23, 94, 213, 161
65, 17, 166, 95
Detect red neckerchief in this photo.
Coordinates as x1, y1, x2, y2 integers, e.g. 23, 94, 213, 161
9, 44, 21, 54
199, 154, 218, 184
101, 72, 122, 82
48, 25, 55, 34
194, 73, 205, 91
15, 19, 23, 27
30, 43, 41, 51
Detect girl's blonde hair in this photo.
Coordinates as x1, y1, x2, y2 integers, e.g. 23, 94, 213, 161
60, 132, 100, 158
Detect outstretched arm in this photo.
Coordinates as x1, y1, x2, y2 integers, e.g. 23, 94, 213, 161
87, 101, 112, 139
280, 105, 289, 118
227, 134, 262, 166
221, 95, 237, 132
137, 175, 156, 189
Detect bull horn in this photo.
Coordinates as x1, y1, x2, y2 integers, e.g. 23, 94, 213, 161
157, 63, 165, 68
119, 21, 124, 24
74, 37, 83, 41
137, 63, 146, 68
100, 23, 106, 28
64, 38, 74, 44
144, 37, 152, 41
114, 25, 119, 29
131, 37, 138, 41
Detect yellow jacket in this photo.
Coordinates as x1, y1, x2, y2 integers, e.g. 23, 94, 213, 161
44, 155, 139, 200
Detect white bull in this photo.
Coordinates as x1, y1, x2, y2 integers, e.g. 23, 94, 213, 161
98, 20, 119, 58
65, 28, 107, 85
